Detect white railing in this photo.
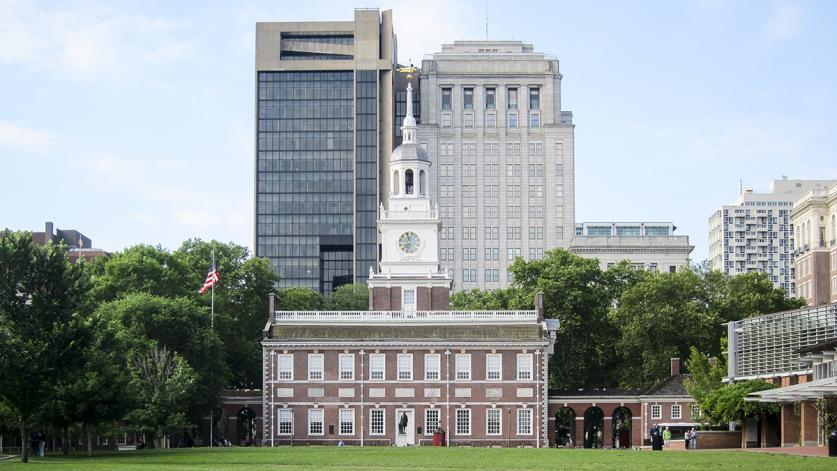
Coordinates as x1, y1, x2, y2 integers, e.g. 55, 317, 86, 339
380, 209, 437, 219
274, 310, 538, 324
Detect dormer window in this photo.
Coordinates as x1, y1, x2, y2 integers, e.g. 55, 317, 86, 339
405, 169, 414, 195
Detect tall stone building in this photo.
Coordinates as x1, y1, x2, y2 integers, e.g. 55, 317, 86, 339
708, 178, 837, 297
254, 9, 396, 293
791, 184, 837, 305
416, 41, 575, 290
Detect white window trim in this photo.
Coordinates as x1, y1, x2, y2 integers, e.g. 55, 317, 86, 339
486, 408, 502, 436
370, 409, 386, 436
651, 404, 662, 420
455, 408, 472, 436
671, 404, 682, 420
339, 408, 355, 436
277, 354, 293, 381
339, 353, 354, 381
486, 353, 502, 380
455, 354, 471, 381
425, 354, 441, 381
308, 409, 324, 436
308, 353, 324, 381
402, 286, 417, 313
369, 353, 385, 381
517, 353, 533, 381
277, 409, 293, 436
397, 353, 413, 380
517, 408, 533, 435
425, 409, 440, 435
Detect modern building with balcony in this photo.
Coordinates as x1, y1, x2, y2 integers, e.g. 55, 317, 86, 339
791, 184, 837, 306
569, 222, 693, 273
709, 178, 837, 297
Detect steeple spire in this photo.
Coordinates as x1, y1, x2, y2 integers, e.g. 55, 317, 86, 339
401, 82, 416, 144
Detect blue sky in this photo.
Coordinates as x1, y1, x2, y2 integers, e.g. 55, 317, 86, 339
2, 0, 836, 261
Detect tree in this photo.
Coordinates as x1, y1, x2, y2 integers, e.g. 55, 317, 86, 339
125, 344, 197, 449
0, 231, 89, 462
509, 249, 618, 389
701, 381, 779, 425
683, 345, 726, 411
88, 244, 190, 302
716, 271, 804, 323
95, 293, 228, 429
278, 287, 321, 311
321, 284, 368, 311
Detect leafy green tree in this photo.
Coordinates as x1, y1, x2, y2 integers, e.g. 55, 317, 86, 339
125, 344, 197, 449
88, 244, 190, 302
716, 271, 804, 323
278, 287, 321, 311
683, 345, 726, 411
95, 293, 228, 428
321, 283, 369, 311
173, 239, 277, 389
509, 249, 618, 389
450, 287, 522, 310
701, 380, 779, 425
0, 231, 89, 462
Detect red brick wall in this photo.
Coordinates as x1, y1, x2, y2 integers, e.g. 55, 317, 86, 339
800, 400, 818, 446
417, 287, 431, 310
698, 431, 741, 449
548, 401, 642, 448
781, 403, 801, 446
431, 286, 450, 310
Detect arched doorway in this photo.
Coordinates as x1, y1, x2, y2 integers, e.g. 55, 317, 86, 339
612, 407, 632, 449
237, 407, 257, 446
583, 407, 604, 448
555, 407, 576, 447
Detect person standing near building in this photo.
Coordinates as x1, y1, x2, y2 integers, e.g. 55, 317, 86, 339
662, 427, 671, 449
689, 428, 698, 450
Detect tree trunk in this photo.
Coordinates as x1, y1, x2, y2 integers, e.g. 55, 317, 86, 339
62, 426, 69, 456
86, 426, 92, 456
20, 416, 28, 463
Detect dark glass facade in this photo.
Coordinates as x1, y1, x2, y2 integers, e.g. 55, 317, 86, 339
354, 71, 378, 286
256, 71, 356, 292
394, 69, 420, 146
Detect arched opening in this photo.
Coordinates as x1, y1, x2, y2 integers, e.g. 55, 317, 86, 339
405, 169, 414, 195
392, 170, 400, 196
583, 407, 604, 448
419, 170, 427, 196
612, 407, 632, 449
831, 214, 836, 244
237, 407, 257, 447
555, 407, 576, 447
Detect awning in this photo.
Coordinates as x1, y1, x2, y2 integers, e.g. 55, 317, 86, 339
746, 377, 837, 403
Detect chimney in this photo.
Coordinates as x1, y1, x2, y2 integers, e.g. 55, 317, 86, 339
268, 292, 277, 314
670, 357, 681, 377
44, 221, 54, 242
534, 292, 544, 321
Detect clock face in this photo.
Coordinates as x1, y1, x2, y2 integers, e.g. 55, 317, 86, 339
398, 232, 421, 254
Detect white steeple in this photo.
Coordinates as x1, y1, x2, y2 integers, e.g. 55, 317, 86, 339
401, 82, 416, 144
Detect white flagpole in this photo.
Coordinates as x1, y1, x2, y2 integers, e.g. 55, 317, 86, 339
210, 249, 215, 449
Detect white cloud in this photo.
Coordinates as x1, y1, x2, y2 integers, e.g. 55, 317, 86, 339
764, 0, 802, 40
0, 0, 193, 82
0, 121, 56, 153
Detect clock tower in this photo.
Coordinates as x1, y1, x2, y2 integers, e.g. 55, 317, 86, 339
367, 81, 452, 311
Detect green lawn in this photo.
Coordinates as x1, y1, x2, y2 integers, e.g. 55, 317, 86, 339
0, 446, 832, 470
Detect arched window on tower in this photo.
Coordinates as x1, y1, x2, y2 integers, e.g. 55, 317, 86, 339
392, 170, 400, 196
419, 170, 426, 196
405, 169, 414, 195
831, 214, 836, 245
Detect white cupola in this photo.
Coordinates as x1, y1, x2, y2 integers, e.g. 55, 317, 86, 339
389, 82, 432, 212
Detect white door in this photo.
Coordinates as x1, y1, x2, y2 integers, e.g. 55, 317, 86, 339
394, 409, 415, 446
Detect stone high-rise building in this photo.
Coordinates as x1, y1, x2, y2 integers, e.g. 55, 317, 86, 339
416, 41, 575, 290
791, 184, 837, 305
254, 9, 396, 293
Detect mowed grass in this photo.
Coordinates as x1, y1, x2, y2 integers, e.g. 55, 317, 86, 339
1, 446, 833, 470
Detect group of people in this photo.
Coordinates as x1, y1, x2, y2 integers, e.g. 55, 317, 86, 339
656, 426, 699, 450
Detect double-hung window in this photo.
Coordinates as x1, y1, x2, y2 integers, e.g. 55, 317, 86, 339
369, 353, 385, 380
486, 409, 502, 435
339, 409, 355, 435
308, 409, 324, 435
507, 88, 518, 109
277, 354, 293, 380
517, 408, 532, 435
463, 87, 474, 109
485, 87, 496, 109
370, 409, 385, 435
651, 404, 662, 419
671, 404, 682, 420
486, 354, 502, 380
455, 354, 471, 380
339, 354, 354, 381
398, 353, 413, 380
517, 353, 533, 380
529, 87, 540, 109
425, 409, 440, 434
308, 354, 323, 381
277, 409, 293, 435
455, 409, 471, 435
441, 88, 452, 110
425, 354, 440, 380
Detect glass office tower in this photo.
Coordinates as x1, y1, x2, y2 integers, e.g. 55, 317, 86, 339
255, 9, 395, 292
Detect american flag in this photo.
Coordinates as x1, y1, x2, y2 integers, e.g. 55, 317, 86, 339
199, 264, 220, 294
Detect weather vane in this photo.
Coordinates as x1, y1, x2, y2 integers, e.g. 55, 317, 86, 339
397, 62, 418, 81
